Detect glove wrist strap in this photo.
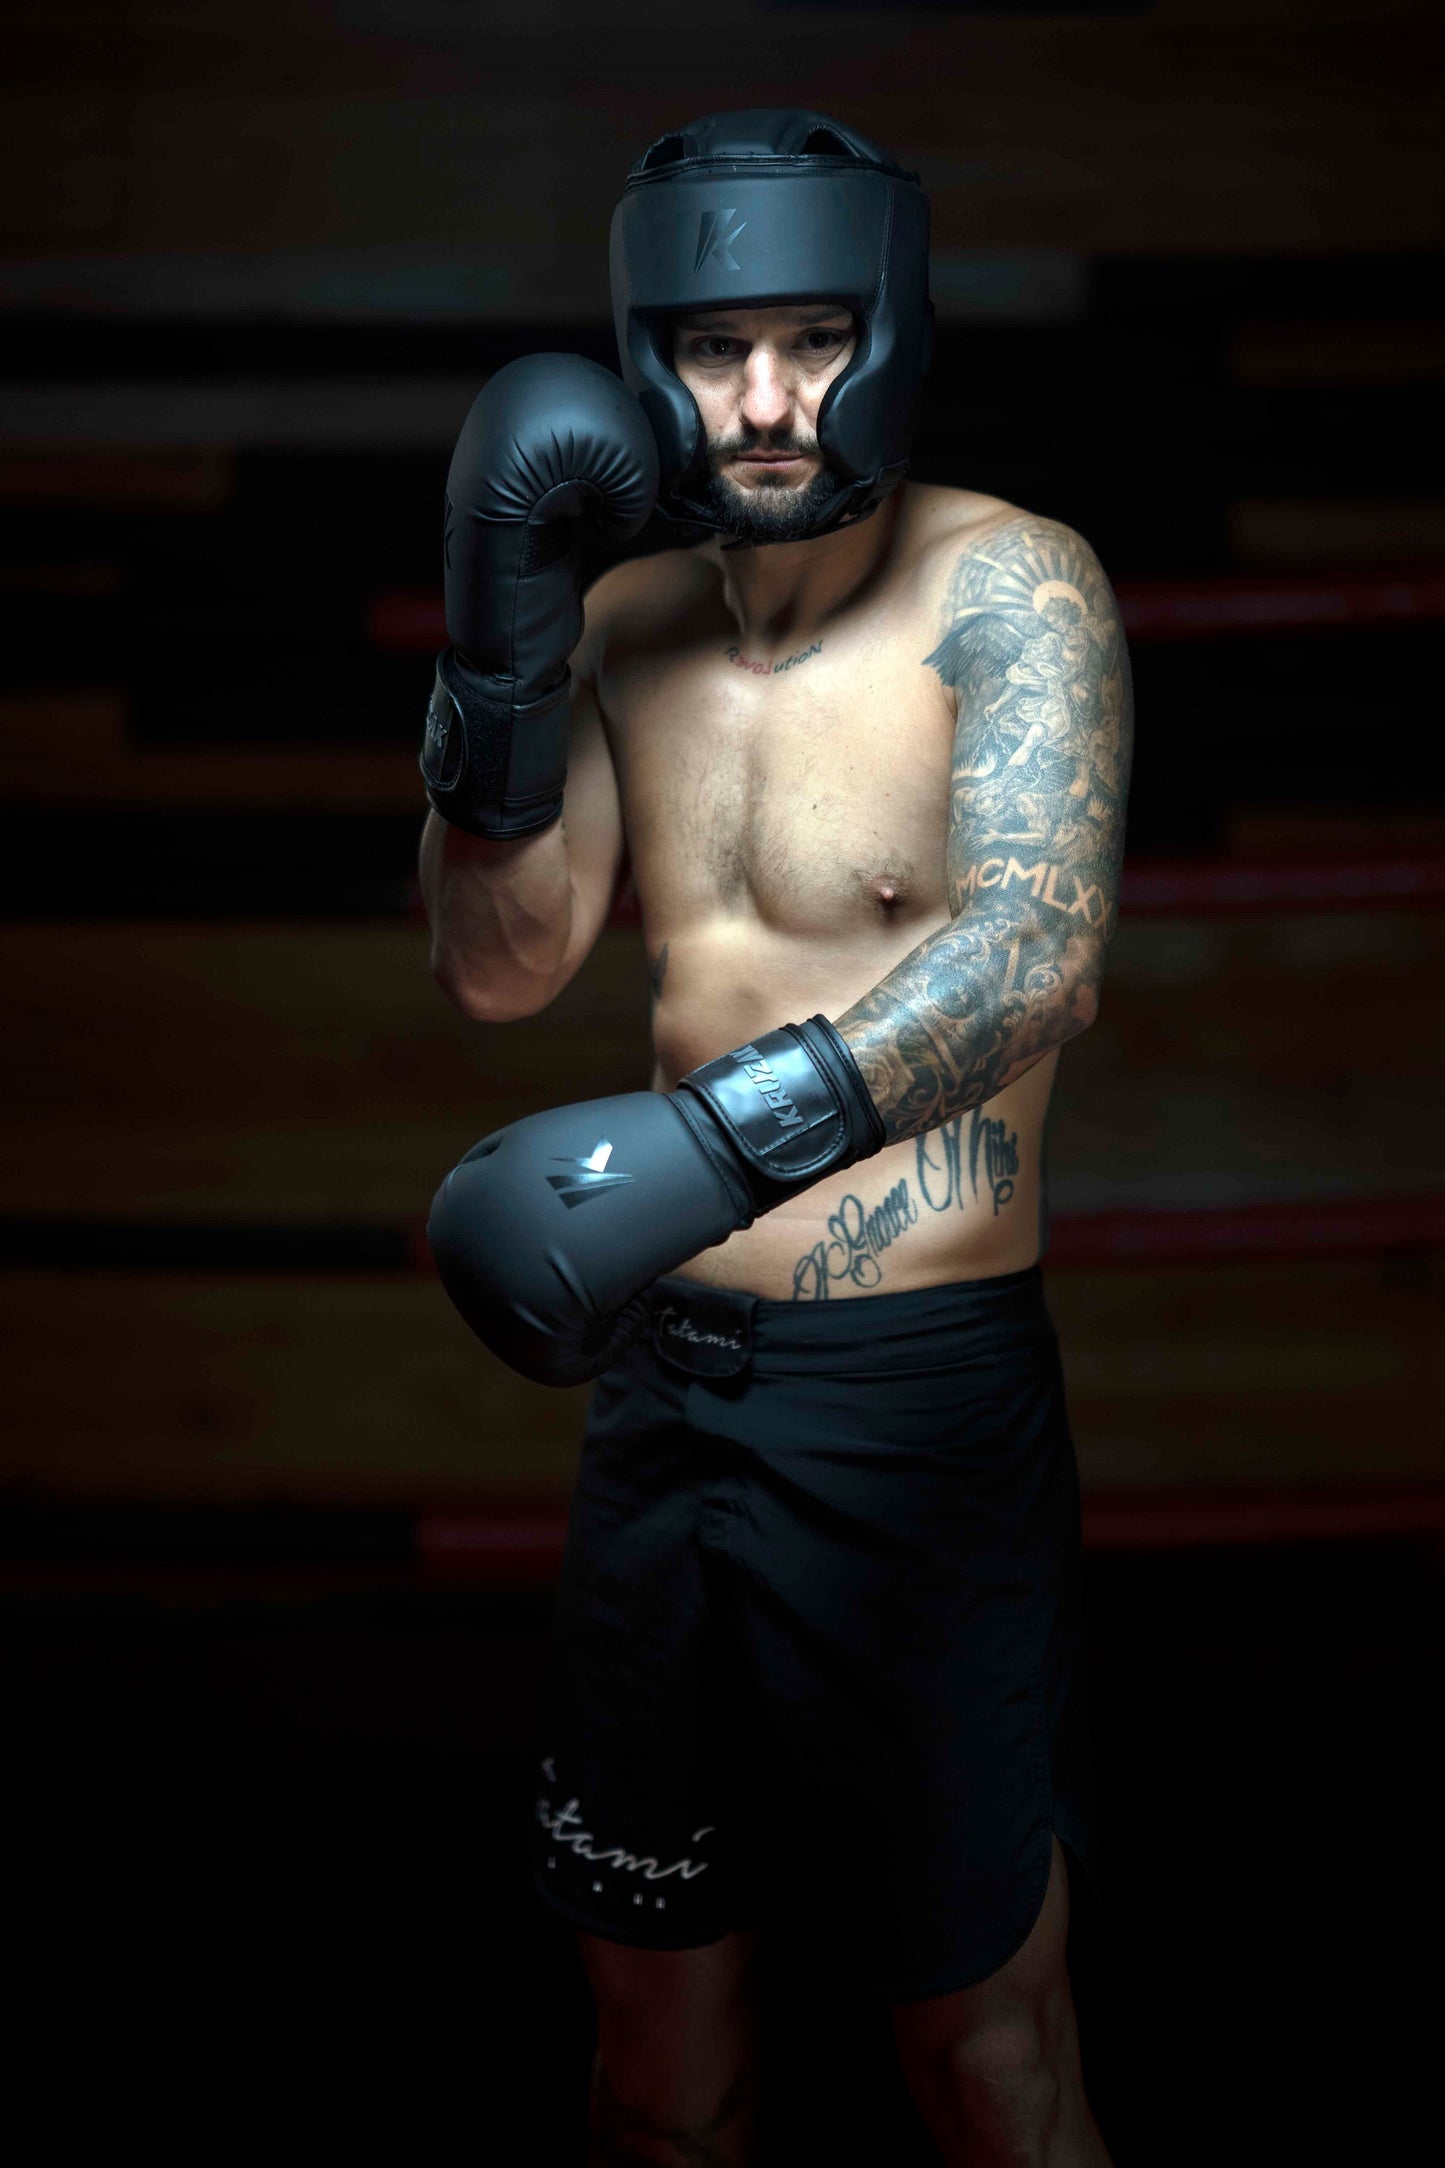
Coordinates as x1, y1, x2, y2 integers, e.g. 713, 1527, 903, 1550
674, 1014, 886, 1219
421, 647, 567, 840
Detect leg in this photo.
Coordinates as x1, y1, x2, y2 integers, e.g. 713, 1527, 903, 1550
579, 1925, 761, 2166
891, 1837, 1112, 2168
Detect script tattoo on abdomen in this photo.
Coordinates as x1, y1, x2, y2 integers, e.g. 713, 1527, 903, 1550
833, 517, 1133, 1141
788, 1109, 1022, 1299
790, 1180, 918, 1300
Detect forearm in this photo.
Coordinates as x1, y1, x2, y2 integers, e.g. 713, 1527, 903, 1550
419, 809, 573, 1020
833, 915, 1097, 1144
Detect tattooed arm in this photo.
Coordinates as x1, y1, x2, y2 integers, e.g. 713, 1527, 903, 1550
834, 514, 1133, 1142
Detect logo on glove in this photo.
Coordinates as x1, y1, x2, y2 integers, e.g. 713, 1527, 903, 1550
735, 1045, 807, 1132
546, 1138, 635, 1210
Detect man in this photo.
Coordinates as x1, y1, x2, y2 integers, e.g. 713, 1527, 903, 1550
421, 110, 1129, 2168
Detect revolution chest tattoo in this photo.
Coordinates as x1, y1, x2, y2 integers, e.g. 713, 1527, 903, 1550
724, 640, 823, 677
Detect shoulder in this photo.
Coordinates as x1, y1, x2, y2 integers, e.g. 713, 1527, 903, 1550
907, 499, 1127, 707
905, 488, 1113, 606
914, 499, 1121, 675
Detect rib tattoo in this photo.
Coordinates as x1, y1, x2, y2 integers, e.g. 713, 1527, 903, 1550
835, 516, 1133, 1140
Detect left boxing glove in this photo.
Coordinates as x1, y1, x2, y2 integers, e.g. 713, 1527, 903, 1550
422, 354, 659, 840
426, 1015, 886, 1386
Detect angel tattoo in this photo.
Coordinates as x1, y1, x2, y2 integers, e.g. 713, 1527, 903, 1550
925, 521, 1130, 882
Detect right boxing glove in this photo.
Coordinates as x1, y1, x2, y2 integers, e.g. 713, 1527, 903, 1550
422, 354, 659, 840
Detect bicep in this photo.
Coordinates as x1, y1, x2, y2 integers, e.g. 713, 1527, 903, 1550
936, 518, 1133, 974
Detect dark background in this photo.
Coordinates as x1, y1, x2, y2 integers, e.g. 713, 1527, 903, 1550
2, 3, 1442, 2158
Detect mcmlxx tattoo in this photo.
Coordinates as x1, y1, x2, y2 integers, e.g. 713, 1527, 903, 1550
835, 516, 1133, 1140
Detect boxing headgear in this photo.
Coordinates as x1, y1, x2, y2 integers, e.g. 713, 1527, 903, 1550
609, 108, 933, 542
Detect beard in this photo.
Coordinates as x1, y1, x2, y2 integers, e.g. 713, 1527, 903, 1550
693, 432, 839, 546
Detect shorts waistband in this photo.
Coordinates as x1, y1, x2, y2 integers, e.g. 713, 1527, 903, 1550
648, 1264, 1050, 1378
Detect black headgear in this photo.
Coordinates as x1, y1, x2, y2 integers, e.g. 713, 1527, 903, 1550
609, 108, 933, 542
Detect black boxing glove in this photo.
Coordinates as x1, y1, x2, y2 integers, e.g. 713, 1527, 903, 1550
422, 354, 659, 840
427, 1015, 886, 1386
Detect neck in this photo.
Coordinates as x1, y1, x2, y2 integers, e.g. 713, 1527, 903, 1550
713, 489, 903, 646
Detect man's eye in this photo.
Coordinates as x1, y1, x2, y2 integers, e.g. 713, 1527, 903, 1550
696, 337, 736, 359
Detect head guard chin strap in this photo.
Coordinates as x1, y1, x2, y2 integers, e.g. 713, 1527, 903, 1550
608, 108, 934, 545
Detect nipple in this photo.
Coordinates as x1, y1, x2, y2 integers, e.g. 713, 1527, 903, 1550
859, 864, 911, 912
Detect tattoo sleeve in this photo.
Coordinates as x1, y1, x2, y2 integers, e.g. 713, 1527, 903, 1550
834, 516, 1134, 1141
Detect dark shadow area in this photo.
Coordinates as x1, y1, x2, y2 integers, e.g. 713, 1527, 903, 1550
3, 1539, 1436, 2159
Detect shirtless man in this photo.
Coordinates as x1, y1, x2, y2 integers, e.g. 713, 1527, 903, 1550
421, 111, 1129, 2168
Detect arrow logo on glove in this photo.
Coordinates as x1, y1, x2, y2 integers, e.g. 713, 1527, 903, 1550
546, 1138, 635, 1210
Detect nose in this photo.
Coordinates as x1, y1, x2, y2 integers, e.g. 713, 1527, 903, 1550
738, 347, 793, 438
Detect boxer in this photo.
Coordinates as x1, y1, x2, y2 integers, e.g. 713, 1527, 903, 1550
420, 109, 1127, 2168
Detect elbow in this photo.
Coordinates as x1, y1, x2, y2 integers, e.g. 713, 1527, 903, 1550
431, 959, 549, 1024
1062, 976, 1100, 1040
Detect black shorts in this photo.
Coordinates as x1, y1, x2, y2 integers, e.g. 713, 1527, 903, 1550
531, 1264, 1104, 2004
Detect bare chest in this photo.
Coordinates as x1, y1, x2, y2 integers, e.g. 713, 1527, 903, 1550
600, 613, 955, 938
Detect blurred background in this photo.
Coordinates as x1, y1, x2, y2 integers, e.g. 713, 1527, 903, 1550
2, 1, 1442, 2158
